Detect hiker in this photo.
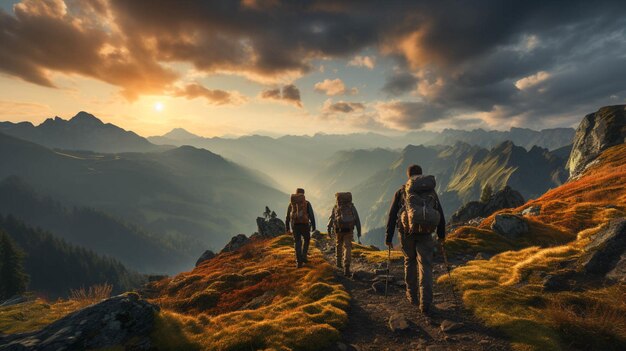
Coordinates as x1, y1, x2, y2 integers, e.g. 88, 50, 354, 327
385, 164, 446, 314
327, 192, 362, 276
286, 188, 316, 268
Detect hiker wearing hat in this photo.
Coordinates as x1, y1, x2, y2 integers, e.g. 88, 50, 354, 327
286, 188, 316, 268
327, 192, 361, 276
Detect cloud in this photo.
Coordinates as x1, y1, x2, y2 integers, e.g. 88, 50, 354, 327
348, 55, 375, 69
314, 78, 358, 96
375, 101, 446, 130
174, 83, 247, 105
260, 84, 302, 107
322, 100, 365, 114
515, 71, 550, 90
382, 72, 418, 96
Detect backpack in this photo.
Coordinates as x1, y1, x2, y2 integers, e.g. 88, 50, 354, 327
290, 194, 309, 225
400, 175, 441, 234
334, 192, 355, 232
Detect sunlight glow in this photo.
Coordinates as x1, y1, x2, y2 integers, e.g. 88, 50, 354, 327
154, 102, 164, 112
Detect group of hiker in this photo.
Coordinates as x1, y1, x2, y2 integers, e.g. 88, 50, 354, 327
286, 164, 446, 314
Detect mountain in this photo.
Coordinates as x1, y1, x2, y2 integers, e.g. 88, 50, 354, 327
0, 133, 286, 270
351, 141, 568, 244
431, 127, 575, 150
0, 111, 162, 153
0, 177, 192, 274
0, 215, 143, 298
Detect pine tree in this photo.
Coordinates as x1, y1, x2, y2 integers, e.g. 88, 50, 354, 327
480, 183, 493, 203
0, 230, 29, 300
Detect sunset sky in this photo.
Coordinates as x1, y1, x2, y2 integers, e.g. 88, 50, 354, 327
1, 0, 625, 137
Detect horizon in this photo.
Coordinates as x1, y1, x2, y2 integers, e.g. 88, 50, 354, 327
1, 1, 625, 137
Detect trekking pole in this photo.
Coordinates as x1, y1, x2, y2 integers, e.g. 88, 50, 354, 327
385, 246, 391, 298
439, 241, 459, 304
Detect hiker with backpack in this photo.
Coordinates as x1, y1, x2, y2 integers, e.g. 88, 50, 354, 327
385, 165, 446, 315
327, 192, 361, 276
286, 188, 316, 268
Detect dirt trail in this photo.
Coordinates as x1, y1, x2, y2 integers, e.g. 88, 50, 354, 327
315, 237, 511, 351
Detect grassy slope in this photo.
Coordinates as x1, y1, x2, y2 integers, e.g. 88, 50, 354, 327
440, 144, 626, 350
148, 234, 350, 351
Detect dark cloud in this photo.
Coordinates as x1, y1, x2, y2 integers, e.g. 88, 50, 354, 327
260, 84, 302, 107
382, 72, 418, 96
175, 83, 246, 105
323, 101, 365, 114
377, 101, 446, 130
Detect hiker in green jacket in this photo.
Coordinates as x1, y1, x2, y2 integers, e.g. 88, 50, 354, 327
327, 192, 361, 276
286, 188, 316, 268
385, 165, 446, 314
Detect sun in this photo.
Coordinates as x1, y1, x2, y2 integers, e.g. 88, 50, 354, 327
154, 102, 164, 112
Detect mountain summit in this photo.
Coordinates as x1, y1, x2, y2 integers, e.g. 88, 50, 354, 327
0, 111, 160, 153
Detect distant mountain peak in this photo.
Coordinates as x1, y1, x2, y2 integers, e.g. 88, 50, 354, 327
70, 111, 103, 125
163, 128, 199, 140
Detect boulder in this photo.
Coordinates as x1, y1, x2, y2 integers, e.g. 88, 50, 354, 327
567, 105, 626, 178
0, 293, 158, 351
220, 234, 250, 253
256, 217, 286, 238
195, 250, 216, 267
606, 253, 626, 283
451, 186, 525, 224
491, 214, 529, 239
579, 219, 626, 276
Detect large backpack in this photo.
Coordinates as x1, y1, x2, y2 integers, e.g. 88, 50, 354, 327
400, 175, 441, 234
290, 194, 310, 225
334, 192, 355, 232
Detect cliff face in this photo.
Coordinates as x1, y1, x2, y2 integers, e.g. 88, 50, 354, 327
567, 105, 626, 178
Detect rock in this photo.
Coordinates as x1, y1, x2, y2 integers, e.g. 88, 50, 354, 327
567, 105, 626, 178
0, 293, 158, 351
336, 342, 348, 351
579, 219, 626, 277
351, 270, 376, 281
541, 270, 577, 292
467, 217, 485, 227
479, 339, 490, 345
451, 186, 525, 224
195, 250, 216, 267
388, 313, 410, 332
371, 281, 386, 294
220, 234, 249, 253
256, 217, 286, 238
373, 275, 395, 283
440, 320, 464, 333
474, 252, 487, 260
311, 230, 323, 240
0, 295, 27, 307
435, 302, 456, 311
521, 206, 541, 217
425, 346, 448, 351
491, 214, 529, 239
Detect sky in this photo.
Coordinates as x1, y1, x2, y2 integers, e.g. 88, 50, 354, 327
0, 0, 625, 138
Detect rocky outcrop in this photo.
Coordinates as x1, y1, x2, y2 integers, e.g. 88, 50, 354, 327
256, 217, 286, 238
0, 293, 158, 351
451, 186, 525, 224
491, 214, 529, 239
579, 219, 626, 277
567, 105, 626, 178
220, 234, 249, 253
196, 250, 216, 267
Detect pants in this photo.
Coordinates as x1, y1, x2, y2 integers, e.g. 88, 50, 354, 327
293, 224, 310, 264
335, 231, 353, 271
400, 231, 435, 309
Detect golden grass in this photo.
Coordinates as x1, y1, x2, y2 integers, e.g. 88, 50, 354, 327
70, 283, 113, 304
0, 299, 85, 334
351, 240, 404, 264
440, 144, 626, 350
148, 234, 350, 351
